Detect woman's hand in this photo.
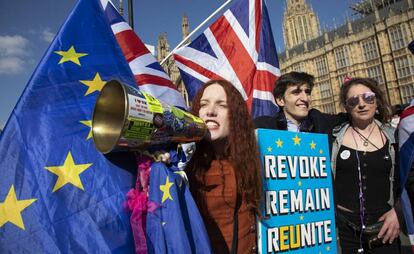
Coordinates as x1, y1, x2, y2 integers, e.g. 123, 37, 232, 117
377, 208, 400, 244
156, 152, 171, 164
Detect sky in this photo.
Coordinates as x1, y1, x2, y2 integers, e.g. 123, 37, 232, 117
0, 0, 360, 128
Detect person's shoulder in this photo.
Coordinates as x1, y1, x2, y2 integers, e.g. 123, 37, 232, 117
309, 108, 347, 120
378, 120, 396, 132
309, 108, 348, 133
254, 116, 280, 129
377, 120, 397, 144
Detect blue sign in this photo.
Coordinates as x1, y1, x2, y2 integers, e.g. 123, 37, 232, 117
256, 129, 337, 253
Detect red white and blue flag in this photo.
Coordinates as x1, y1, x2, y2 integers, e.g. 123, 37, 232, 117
101, 0, 187, 109
398, 99, 414, 252
173, 0, 280, 118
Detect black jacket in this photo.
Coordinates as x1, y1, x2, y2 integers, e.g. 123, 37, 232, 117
254, 108, 348, 131
254, 109, 348, 148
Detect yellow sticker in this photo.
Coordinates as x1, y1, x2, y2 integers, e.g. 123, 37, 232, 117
124, 119, 154, 141
171, 106, 185, 119
142, 92, 163, 113
182, 110, 204, 124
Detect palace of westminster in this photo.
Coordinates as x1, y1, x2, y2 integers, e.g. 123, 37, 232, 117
151, 0, 414, 113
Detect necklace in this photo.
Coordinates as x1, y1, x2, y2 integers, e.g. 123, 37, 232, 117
353, 124, 390, 160
350, 128, 366, 253
352, 123, 376, 147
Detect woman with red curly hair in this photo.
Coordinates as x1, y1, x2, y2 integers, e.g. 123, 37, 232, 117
186, 79, 262, 254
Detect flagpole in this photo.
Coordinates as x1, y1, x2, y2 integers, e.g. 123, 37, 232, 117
160, 0, 233, 65
128, 0, 134, 29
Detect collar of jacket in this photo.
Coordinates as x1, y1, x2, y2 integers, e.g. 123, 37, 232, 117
275, 110, 314, 132
332, 118, 395, 144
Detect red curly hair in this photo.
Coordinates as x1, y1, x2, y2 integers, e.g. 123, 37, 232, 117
186, 79, 263, 215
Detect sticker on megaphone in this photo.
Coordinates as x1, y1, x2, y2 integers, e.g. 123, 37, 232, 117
92, 80, 207, 153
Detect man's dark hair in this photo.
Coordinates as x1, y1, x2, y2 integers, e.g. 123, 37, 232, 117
273, 72, 315, 99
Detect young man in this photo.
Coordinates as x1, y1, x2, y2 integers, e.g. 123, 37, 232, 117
254, 71, 345, 133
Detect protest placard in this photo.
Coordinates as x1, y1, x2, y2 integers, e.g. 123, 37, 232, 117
256, 129, 337, 253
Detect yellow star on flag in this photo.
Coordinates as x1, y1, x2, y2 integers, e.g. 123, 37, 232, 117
326, 245, 331, 251
80, 120, 92, 140
45, 151, 92, 192
80, 73, 106, 96
310, 141, 316, 149
54, 45, 87, 66
298, 181, 302, 186
275, 138, 283, 148
299, 215, 304, 221
160, 176, 174, 203
267, 146, 272, 152
0, 185, 36, 230
319, 149, 324, 154
292, 135, 301, 146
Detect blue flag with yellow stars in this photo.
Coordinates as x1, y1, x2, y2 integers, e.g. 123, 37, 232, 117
0, 0, 137, 252
146, 160, 213, 254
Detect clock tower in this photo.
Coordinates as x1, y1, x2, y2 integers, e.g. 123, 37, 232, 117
283, 0, 320, 50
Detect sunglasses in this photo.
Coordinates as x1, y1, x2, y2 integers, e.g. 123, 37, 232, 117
346, 91, 376, 108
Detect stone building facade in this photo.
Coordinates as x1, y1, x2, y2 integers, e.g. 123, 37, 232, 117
279, 0, 414, 113
156, 15, 191, 107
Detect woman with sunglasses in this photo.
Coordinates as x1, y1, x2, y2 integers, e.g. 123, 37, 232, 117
331, 78, 402, 253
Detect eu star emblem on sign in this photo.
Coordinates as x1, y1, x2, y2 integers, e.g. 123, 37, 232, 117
0, 0, 138, 252
256, 129, 337, 253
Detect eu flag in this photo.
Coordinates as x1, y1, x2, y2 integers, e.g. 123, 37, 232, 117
146, 162, 212, 254
0, 0, 136, 252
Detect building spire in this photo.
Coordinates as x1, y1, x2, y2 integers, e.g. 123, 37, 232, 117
282, 0, 320, 49
157, 33, 170, 63
182, 14, 189, 40
119, 0, 124, 17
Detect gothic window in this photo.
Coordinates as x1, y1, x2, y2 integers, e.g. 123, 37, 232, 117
337, 73, 348, 85
292, 62, 305, 72
300, 17, 305, 41
395, 56, 414, 78
319, 80, 332, 99
302, 16, 309, 40
315, 56, 328, 76
322, 103, 335, 114
367, 65, 384, 84
335, 46, 350, 69
297, 17, 304, 42
400, 83, 414, 104
290, 20, 296, 46
361, 38, 379, 61
389, 24, 408, 51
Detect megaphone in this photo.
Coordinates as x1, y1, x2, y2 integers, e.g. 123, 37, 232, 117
92, 80, 207, 153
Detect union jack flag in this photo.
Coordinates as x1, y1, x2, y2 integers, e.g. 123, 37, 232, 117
173, 0, 280, 118
101, 0, 187, 109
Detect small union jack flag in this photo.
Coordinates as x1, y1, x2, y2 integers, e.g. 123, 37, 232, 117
101, 0, 187, 109
173, 0, 280, 118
